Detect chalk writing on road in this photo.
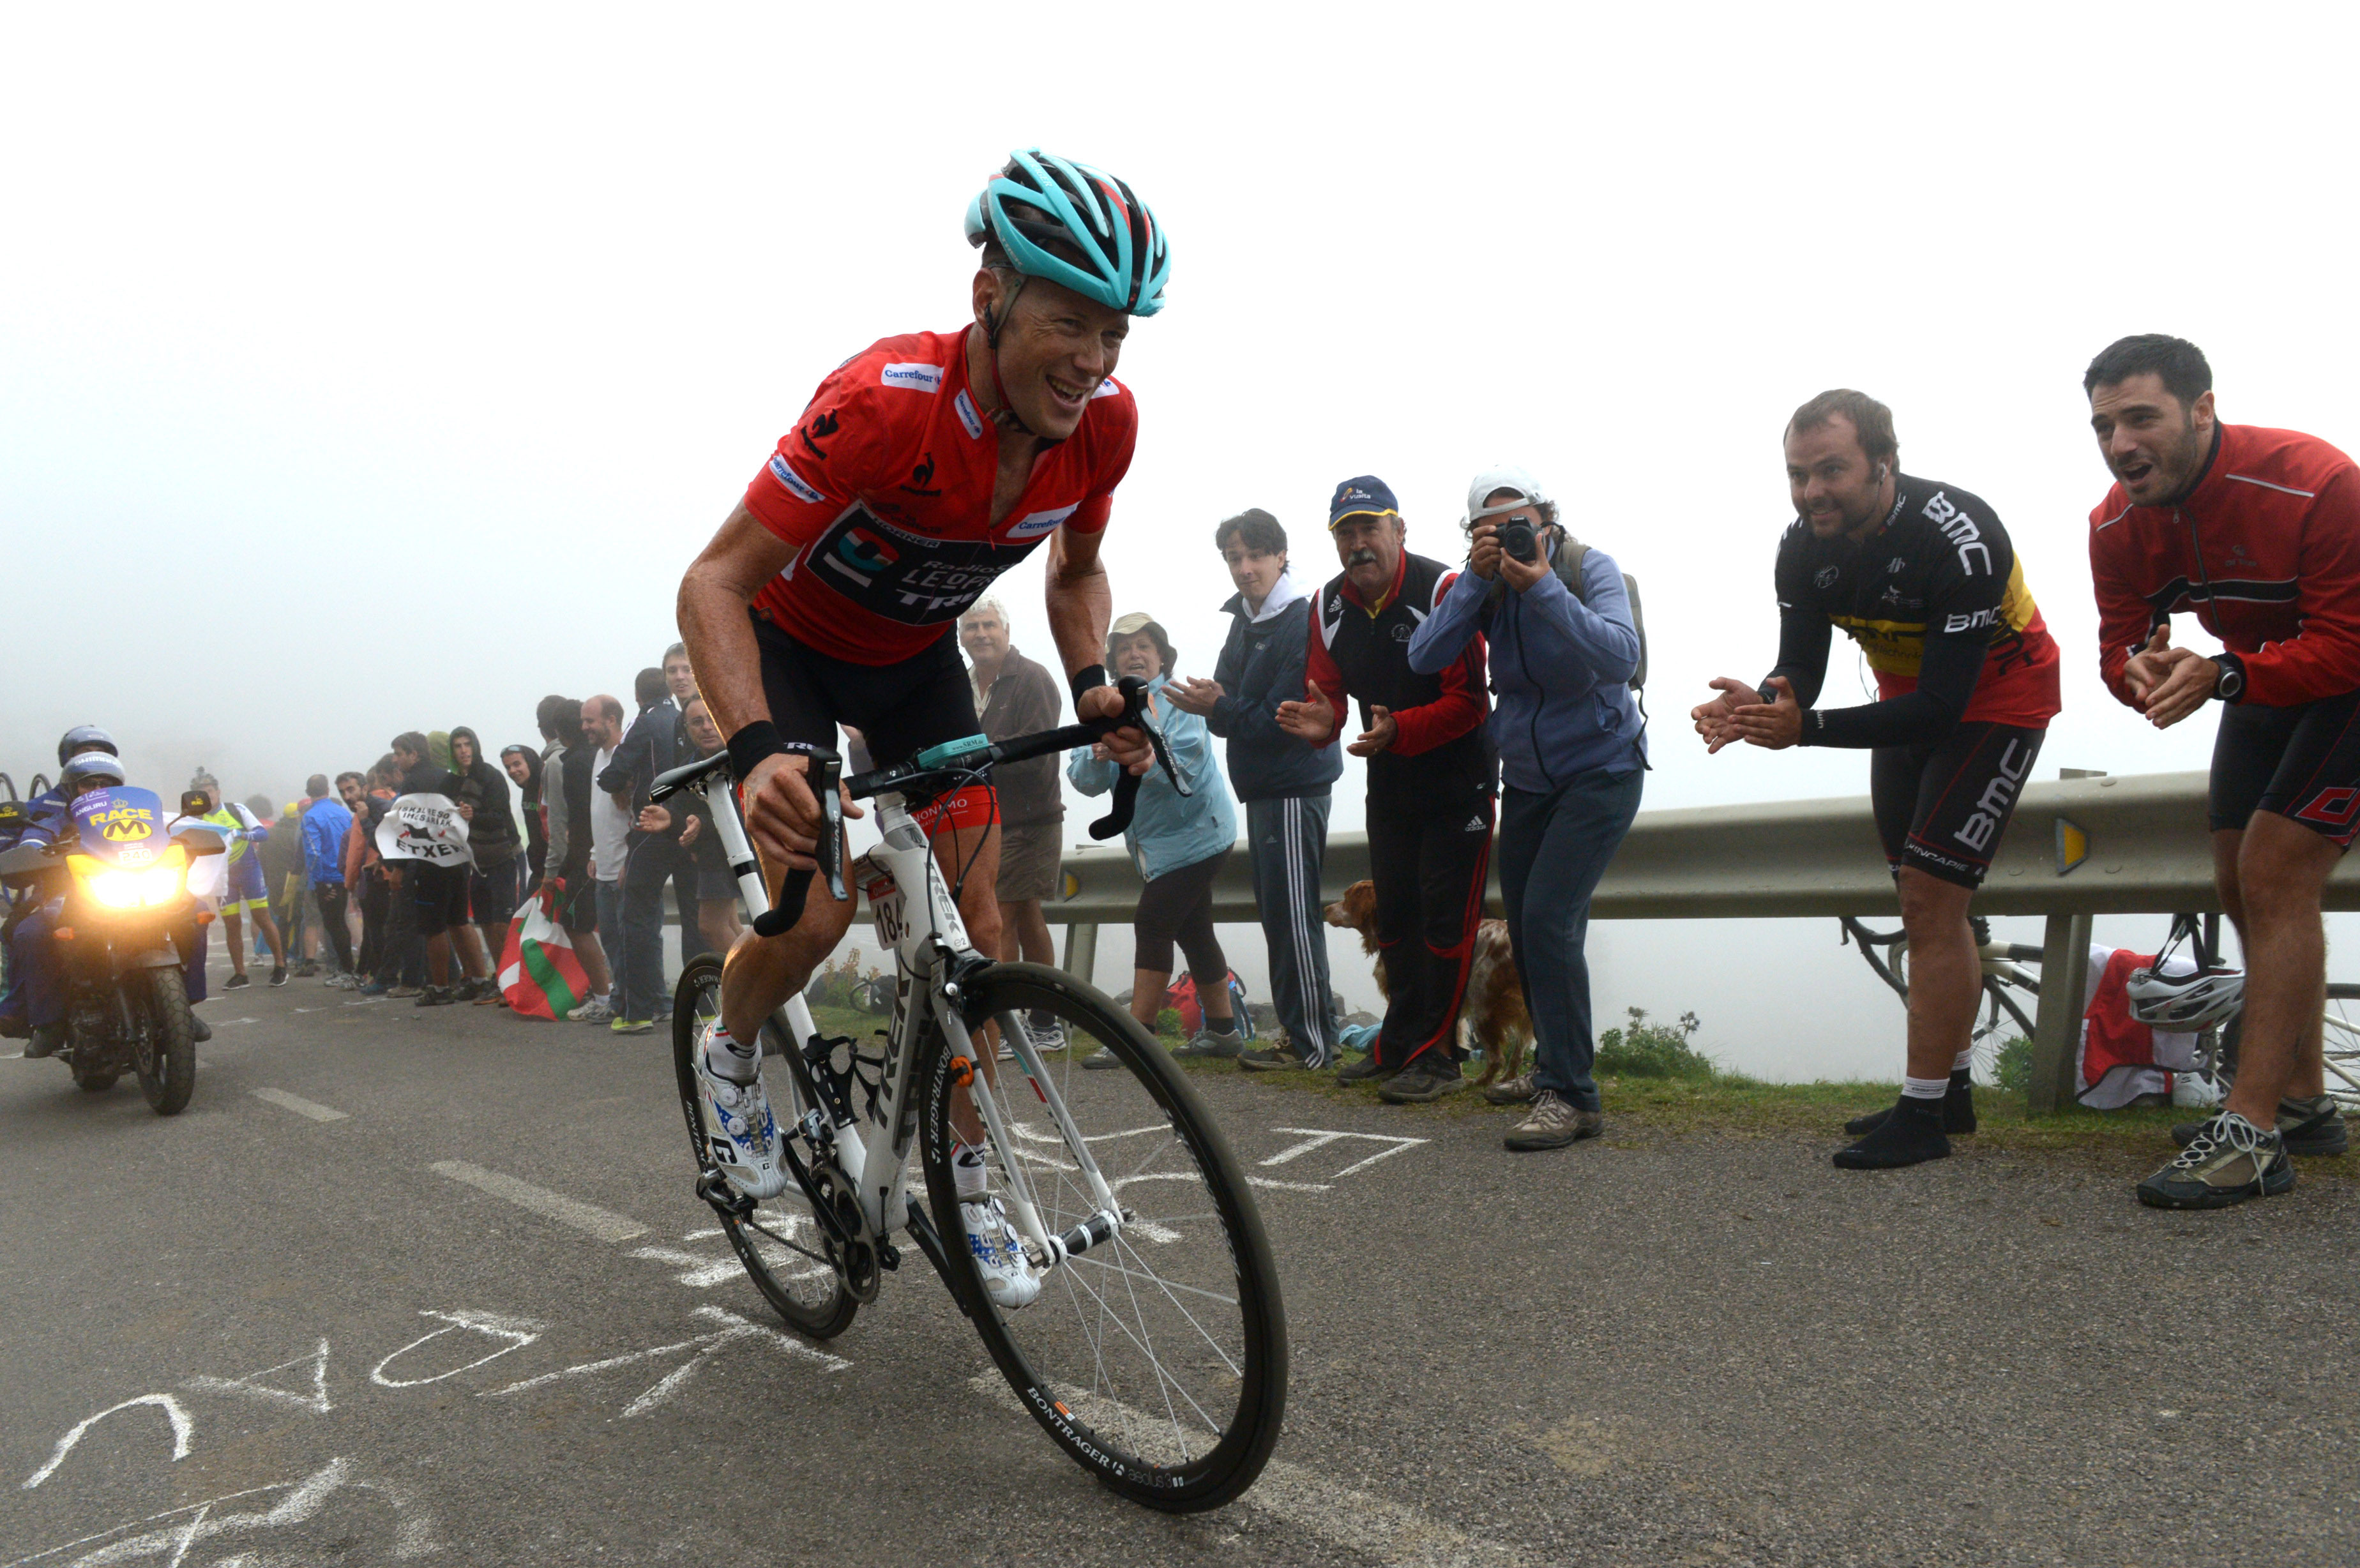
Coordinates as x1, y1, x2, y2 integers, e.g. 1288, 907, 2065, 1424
186, 1337, 332, 1414
369, 1309, 545, 1388
4, 1457, 441, 1567
20, 1396, 192, 1491
481, 1304, 848, 1417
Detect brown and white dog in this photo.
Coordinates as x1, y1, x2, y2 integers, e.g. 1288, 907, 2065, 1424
1323, 879, 1531, 1087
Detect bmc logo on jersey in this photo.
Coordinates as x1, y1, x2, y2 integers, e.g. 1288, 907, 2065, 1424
1952, 738, 2032, 854
1922, 492, 1994, 577
1943, 607, 2002, 634
1006, 503, 1079, 542
879, 362, 944, 393
767, 454, 826, 506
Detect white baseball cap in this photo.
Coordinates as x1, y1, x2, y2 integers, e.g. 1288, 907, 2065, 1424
1465, 464, 1551, 525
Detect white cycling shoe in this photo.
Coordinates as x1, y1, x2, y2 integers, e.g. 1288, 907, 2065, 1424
695, 1023, 790, 1201
961, 1195, 1041, 1310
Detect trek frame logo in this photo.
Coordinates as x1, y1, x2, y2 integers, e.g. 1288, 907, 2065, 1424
1921, 491, 1993, 577
1953, 738, 2032, 854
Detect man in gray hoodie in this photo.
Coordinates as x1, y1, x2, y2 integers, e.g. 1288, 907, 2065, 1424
1170, 509, 1345, 1069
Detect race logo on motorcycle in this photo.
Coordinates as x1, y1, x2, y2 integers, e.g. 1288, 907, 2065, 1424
73, 787, 166, 868
375, 794, 475, 866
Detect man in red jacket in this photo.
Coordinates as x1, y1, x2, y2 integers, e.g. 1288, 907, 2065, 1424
2084, 334, 2360, 1210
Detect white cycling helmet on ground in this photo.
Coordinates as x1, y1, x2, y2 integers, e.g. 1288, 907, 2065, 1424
2126, 963, 2245, 1030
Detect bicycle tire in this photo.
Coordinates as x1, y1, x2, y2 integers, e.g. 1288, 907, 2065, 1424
137, 966, 197, 1115
669, 954, 858, 1339
918, 961, 1287, 1513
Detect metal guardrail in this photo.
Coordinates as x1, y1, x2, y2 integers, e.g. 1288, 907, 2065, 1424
1053, 770, 2360, 1116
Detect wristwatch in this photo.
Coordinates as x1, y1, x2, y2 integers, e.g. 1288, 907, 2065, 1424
2211, 653, 2246, 704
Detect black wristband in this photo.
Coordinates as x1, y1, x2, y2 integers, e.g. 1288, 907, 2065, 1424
1796, 709, 1826, 746
1070, 663, 1110, 706
726, 720, 789, 780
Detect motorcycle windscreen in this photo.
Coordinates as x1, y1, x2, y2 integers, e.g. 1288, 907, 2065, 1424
73, 786, 169, 868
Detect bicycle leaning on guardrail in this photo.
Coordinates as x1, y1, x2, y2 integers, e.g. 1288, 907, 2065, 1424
647, 675, 1287, 1512
1838, 914, 2043, 1085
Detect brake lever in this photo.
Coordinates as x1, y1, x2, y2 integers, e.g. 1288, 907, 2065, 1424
750, 751, 849, 938
1085, 676, 1189, 841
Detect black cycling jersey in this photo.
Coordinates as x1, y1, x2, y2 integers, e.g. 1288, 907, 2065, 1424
1764, 473, 2059, 748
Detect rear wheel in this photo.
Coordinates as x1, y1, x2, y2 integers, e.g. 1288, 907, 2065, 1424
669, 954, 856, 1339
919, 962, 1287, 1513
136, 967, 197, 1115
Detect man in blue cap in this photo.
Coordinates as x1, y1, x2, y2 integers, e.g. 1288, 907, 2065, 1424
1280, 477, 1497, 1103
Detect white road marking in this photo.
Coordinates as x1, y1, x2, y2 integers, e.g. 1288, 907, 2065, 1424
3, 1458, 441, 1567
1262, 1127, 1430, 1179
253, 1088, 348, 1122
370, 1309, 544, 1387
344, 996, 385, 1006
967, 1375, 1530, 1567
186, 1339, 333, 1413
1246, 1176, 1331, 1193
482, 1305, 846, 1414
627, 1245, 748, 1289
0, 1051, 20, 1061
22, 1394, 194, 1489
428, 1161, 648, 1242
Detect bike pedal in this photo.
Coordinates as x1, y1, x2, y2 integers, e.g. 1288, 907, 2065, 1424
693, 1168, 756, 1220
876, 1241, 900, 1271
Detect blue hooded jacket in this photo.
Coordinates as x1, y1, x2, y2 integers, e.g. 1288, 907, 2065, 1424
1408, 535, 1646, 792
1068, 672, 1238, 882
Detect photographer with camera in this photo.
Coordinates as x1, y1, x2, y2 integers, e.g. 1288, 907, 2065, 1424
1409, 466, 1645, 1151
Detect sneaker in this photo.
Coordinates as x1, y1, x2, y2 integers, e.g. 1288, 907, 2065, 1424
451, 976, 488, 1003
387, 984, 421, 999
1237, 1042, 1315, 1071
1024, 1018, 1067, 1055
692, 1026, 790, 1200
225, 974, 251, 991
1338, 1053, 1396, 1087
960, 1195, 1041, 1310
323, 972, 355, 990
1079, 1046, 1121, 1071
293, 960, 321, 979
1847, 1073, 1977, 1136
358, 980, 390, 997
1171, 1029, 1244, 1061
1483, 1070, 1541, 1106
190, 1016, 211, 1044
269, 967, 288, 988
1833, 1096, 1951, 1169
2138, 1111, 2296, 1210
1505, 1090, 1603, 1151
1379, 1056, 1465, 1104
2172, 1094, 2348, 1157
415, 986, 456, 1007
573, 995, 615, 1025
25, 1023, 64, 1060
610, 1017, 654, 1036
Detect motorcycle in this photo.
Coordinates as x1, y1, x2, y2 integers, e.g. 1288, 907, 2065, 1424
0, 785, 221, 1113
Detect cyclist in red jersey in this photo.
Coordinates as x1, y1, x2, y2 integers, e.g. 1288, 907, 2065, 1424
676, 151, 1165, 1300
2084, 335, 2360, 1210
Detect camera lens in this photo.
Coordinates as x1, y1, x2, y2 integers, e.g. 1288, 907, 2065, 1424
1500, 520, 1536, 562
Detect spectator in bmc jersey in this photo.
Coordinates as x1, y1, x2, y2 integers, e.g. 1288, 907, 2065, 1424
450, 726, 523, 1001
1280, 478, 1497, 1104
538, 696, 615, 1020
1411, 465, 1645, 1150
1170, 508, 1343, 1072
2082, 335, 2360, 1208
503, 743, 548, 887
580, 695, 643, 1032
391, 730, 494, 1006
300, 773, 358, 983
1070, 614, 1243, 1064
960, 596, 1069, 1050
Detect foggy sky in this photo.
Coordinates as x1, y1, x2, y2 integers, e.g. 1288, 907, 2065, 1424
8, 4, 2356, 1076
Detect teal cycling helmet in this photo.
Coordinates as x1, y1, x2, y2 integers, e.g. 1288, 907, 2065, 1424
965, 149, 1169, 318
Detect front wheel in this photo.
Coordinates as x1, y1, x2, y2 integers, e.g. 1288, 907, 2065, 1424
670, 954, 858, 1339
919, 962, 1287, 1513
136, 967, 197, 1115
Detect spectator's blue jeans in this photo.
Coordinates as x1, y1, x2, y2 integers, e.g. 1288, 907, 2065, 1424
1499, 766, 1644, 1112
619, 836, 690, 1022
594, 878, 626, 1002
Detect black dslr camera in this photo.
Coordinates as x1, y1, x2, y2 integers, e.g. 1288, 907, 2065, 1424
1497, 516, 1539, 564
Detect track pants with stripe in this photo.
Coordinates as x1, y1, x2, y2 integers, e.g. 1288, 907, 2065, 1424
1365, 790, 1495, 1070
1246, 793, 1339, 1067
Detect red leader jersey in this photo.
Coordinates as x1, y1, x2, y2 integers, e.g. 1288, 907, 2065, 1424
2089, 423, 2360, 708
743, 327, 1138, 665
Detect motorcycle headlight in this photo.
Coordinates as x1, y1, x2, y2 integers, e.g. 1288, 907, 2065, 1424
68, 846, 188, 908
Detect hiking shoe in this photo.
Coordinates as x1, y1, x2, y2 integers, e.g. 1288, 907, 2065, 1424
386, 984, 421, 999
1505, 1090, 1602, 1151
1833, 1096, 1951, 1169
1847, 1074, 1978, 1136
225, 973, 251, 990
2139, 1112, 2296, 1209
1483, 1071, 1541, 1106
2172, 1094, 2348, 1157
1237, 1042, 1315, 1071
1338, 1053, 1395, 1087
451, 976, 488, 1003
269, 967, 289, 988
1379, 1056, 1465, 1104
1171, 1029, 1244, 1060
573, 995, 615, 1025
414, 986, 456, 1007
960, 1195, 1041, 1310
610, 1017, 655, 1036
1079, 1046, 1122, 1070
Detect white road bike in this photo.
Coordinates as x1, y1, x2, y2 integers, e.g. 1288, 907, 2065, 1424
651, 678, 1287, 1511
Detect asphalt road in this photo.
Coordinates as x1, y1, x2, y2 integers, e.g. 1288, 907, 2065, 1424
2, 964, 2355, 1567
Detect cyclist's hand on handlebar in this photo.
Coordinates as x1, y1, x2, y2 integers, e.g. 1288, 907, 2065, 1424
1078, 683, 1153, 776
741, 753, 864, 871
1691, 677, 1761, 754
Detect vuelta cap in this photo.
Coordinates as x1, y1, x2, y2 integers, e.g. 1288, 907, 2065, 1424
1327, 476, 1400, 529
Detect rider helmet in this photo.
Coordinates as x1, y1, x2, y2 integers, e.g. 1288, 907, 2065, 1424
966, 149, 1170, 320
59, 751, 128, 794
2126, 963, 2245, 1030
57, 725, 117, 766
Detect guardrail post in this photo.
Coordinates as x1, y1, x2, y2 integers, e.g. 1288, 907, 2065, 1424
1062, 923, 1098, 986
2027, 912, 2093, 1115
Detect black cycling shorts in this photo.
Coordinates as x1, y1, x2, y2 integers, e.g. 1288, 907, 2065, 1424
753, 610, 983, 774
1870, 721, 2045, 889
2211, 688, 2360, 848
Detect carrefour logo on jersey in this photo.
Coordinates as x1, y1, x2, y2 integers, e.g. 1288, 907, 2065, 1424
1005, 504, 1078, 543
879, 363, 944, 393
768, 454, 826, 506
